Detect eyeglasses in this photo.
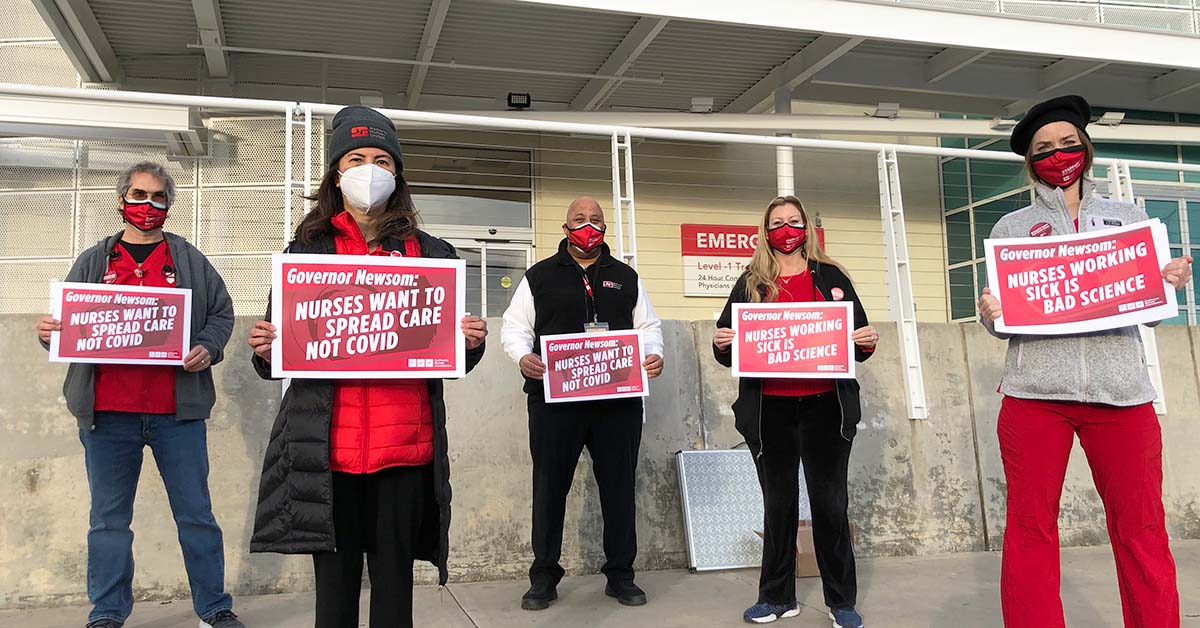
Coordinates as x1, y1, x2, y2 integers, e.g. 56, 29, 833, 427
126, 188, 168, 204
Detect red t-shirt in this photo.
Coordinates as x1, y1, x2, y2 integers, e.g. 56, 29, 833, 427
761, 271, 837, 397
93, 240, 178, 414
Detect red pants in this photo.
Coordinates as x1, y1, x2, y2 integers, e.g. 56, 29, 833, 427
998, 396, 1178, 628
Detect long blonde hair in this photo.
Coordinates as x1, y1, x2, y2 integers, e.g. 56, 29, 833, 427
744, 195, 846, 303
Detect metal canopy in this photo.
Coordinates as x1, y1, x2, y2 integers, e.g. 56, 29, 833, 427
28, 0, 1200, 117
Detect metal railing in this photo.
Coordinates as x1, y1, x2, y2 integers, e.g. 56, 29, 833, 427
890, 0, 1200, 34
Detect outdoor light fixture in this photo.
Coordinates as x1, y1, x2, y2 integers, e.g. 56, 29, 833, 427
507, 92, 532, 110
359, 95, 385, 107
1097, 111, 1126, 127
989, 118, 1018, 132
871, 102, 900, 119
690, 97, 715, 114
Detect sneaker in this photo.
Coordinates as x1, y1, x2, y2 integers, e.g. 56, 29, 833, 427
830, 607, 864, 628
743, 602, 800, 624
521, 582, 558, 611
85, 620, 123, 628
604, 580, 647, 606
200, 609, 245, 628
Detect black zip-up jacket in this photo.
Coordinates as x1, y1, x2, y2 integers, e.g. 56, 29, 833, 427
248, 227, 485, 587
713, 260, 872, 443
519, 239, 645, 396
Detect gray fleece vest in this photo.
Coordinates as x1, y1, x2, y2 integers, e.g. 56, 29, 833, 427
981, 179, 1158, 407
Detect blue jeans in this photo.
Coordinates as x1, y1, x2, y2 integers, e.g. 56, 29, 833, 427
79, 412, 232, 624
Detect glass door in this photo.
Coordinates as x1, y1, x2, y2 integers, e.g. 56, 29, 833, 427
450, 239, 533, 317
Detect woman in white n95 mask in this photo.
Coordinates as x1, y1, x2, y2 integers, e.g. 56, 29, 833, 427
246, 105, 488, 628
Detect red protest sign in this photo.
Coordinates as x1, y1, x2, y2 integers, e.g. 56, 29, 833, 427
270, 253, 466, 379
732, 303, 855, 379
984, 220, 1176, 334
49, 282, 191, 365
540, 330, 649, 403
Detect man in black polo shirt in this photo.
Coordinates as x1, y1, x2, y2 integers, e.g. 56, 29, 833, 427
501, 196, 664, 610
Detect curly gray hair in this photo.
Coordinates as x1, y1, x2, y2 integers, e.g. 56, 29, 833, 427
117, 161, 176, 208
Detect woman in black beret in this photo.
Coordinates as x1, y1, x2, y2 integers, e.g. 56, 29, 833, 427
977, 95, 1189, 628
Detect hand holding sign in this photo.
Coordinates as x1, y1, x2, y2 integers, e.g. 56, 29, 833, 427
248, 320, 276, 361
851, 325, 878, 351
1162, 255, 1193, 290
643, 353, 664, 379
977, 288, 1002, 322
712, 327, 735, 352
182, 344, 211, 372
520, 353, 546, 380
461, 315, 487, 350
36, 315, 61, 343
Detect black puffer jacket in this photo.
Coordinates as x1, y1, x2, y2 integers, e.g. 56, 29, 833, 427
248, 228, 485, 586
713, 260, 873, 443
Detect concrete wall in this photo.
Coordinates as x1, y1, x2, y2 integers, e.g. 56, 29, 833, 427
3, 315, 1199, 609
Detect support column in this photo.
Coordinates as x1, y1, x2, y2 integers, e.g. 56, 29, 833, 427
775, 88, 794, 196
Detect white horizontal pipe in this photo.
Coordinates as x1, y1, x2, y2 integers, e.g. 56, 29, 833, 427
3, 82, 1200, 172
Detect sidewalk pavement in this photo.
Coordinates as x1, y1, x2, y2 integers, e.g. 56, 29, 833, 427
4, 541, 1198, 627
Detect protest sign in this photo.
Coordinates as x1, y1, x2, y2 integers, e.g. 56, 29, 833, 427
540, 329, 648, 403
271, 253, 466, 378
50, 282, 191, 365
984, 220, 1175, 334
729, 303, 854, 379
732, 302, 855, 379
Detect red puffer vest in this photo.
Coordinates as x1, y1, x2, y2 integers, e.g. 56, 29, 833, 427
328, 211, 434, 473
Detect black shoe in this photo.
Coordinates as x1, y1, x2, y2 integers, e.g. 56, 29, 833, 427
521, 582, 558, 611
605, 580, 647, 606
85, 620, 123, 628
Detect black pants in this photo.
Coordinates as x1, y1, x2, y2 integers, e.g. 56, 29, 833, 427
312, 464, 435, 628
528, 396, 643, 587
754, 392, 856, 609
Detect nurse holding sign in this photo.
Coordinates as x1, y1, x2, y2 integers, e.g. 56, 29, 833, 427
711, 195, 876, 628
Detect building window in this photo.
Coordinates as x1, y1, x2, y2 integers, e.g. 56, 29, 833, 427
401, 142, 534, 317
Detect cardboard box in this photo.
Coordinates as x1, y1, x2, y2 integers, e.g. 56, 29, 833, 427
756, 520, 856, 578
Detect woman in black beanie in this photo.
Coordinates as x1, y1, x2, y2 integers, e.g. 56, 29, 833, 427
246, 105, 488, 628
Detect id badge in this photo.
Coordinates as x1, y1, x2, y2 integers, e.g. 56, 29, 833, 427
584, 322, 610, 333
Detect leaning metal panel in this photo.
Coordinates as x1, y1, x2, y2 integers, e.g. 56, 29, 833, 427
677, 449, 810, 571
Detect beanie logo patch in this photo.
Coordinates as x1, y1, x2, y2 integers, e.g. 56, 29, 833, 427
351, 125, 370, 138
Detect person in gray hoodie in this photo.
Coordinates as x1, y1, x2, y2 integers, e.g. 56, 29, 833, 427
34, 162, 243, 628
977, 96, 1190, 628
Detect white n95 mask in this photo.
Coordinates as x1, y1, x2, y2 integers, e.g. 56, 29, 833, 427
339, 164, 396, 213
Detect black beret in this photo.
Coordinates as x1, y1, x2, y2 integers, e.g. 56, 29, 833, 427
328, 105, 403, 171
1009, 95, 1092, 156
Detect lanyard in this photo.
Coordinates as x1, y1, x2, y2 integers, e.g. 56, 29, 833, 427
579, 266, 599, 323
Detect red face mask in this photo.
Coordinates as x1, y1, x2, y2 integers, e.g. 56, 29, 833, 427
767, 223, 807, 254
566, 222, 605, 254
1031, 145, 1087, 188
121, 197, 169, 232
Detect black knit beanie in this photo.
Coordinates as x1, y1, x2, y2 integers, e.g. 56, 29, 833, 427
327, 105, 403, 171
